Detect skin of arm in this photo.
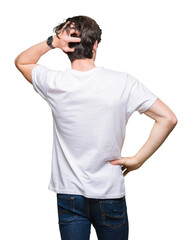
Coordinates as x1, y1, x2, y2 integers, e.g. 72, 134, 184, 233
14, 24, 81, 84
15, 41, 51, 83
110, 98, 178, 176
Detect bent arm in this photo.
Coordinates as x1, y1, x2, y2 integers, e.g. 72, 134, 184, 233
135, 98, 178, 165
14, 25, 81, 84
14, 40, 51, 84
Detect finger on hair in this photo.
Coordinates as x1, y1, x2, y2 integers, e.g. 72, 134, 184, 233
69, 28, 80, 36
61, 21, 71, 34
69, 30, 76, 37
63, 21, 71, 29
69, 37, 81, 42
65, 47, 76, 52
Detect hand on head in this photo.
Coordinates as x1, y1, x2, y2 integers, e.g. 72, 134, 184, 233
53, 22, 81, 53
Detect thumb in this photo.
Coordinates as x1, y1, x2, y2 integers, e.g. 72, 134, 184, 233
110, 159, 123, 165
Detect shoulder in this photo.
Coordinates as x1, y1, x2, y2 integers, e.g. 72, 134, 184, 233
32, 64, 61, 75
32, 65, 67, 81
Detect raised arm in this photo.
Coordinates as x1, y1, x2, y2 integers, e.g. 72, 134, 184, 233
14, 24, 81, 84
14, 40, 51, 84
110, 98, 178, 176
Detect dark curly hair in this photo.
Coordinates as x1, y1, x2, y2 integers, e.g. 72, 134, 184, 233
53, 16, 102, 62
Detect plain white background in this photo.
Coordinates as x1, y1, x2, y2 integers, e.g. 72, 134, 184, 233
1, 0, 191, 239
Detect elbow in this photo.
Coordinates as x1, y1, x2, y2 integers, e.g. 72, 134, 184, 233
14, 57, 22, 71
172, 116, 178, 126
157, 113, 178, 128
14, 57, 19, 69
168, 113, 178, 125
165, 113, 178, 128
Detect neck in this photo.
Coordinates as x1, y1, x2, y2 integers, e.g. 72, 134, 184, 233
71, 58, 96, 71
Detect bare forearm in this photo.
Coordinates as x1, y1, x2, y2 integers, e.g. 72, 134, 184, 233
15, 40, 51, 66
135, 119, 177, 165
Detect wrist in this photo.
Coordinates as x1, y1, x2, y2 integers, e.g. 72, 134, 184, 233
134, 154, 145, 166
46, 35, 58, 49
52, 35, 60, 49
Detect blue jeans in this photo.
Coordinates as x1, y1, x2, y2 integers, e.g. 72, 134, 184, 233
57, 193, 129, 240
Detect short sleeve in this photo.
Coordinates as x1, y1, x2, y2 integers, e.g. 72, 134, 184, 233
31, 64, 51, 100
126, 74, 158, 115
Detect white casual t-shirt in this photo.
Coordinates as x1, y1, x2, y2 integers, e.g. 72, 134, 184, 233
32, 65, 158, 199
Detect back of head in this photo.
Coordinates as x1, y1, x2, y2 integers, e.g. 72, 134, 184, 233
53, 16, 102, 62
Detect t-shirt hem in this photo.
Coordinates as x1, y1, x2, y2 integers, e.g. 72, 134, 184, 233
48, 185, 125, 199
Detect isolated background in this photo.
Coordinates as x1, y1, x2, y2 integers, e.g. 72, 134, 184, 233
1, 0, 191, 239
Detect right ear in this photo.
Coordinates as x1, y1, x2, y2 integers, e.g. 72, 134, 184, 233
93, 40, 98, 52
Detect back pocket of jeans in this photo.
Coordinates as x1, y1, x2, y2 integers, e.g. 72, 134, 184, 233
99, 197, 125, 229
57, 194, 78, 224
